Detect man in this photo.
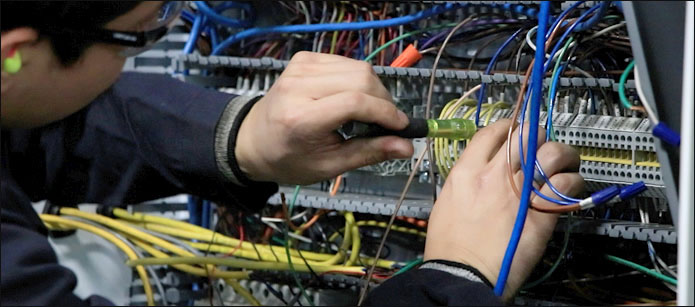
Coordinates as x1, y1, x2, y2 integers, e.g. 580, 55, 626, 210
1, 2, 583, 305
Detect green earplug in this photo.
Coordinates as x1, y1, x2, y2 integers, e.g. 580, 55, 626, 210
3, 50, 22, 74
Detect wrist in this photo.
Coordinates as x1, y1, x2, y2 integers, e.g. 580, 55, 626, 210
424, 251, 499, 293
235, 104, 269, 182
227, 95, 271, 184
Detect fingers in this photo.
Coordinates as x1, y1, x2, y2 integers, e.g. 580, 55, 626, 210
490, 121, 547, 172
461, 119, 516, 167
284, 59, 377, 78
314, 91, 409, 131
288, 51, 363, 64
329, 136, 414, 174
530, 172, 585, 206
534, 142, 581, 177
280, 71, 391, 102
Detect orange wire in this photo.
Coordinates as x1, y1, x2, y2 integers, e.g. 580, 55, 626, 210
281, 193, 326, 231
329, 175, 343, 196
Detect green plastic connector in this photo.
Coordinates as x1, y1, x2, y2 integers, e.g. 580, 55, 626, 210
426, 118, 477, 140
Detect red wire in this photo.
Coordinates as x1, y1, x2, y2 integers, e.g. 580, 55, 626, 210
224, 213, 245, 257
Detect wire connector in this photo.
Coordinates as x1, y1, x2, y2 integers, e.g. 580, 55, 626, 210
580, 185, 621, 209
652, 122, 681, 146
390, 44, 422, 68
607, 181, 648, 204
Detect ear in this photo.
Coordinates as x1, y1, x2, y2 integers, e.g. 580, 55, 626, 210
1, 27, 39, 93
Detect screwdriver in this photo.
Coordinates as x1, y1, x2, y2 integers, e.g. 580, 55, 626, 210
339, 118, 477, 140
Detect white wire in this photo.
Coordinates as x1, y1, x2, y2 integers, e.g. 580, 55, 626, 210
581, 21, 626, 42
290, 209, 309, 221
633, 67, 659, 124
261, 217, 286, 223
525, 26, 575, 63
297, 1, 311, 25
260, 220, 313, 243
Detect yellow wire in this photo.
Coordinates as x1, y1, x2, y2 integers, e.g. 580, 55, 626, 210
129, 238, 250, 279
40, 215, 155, 306
315, 212, 353, 265
113, 208, 332, 262
60, 208, 196, 256
185, 241, 395, 269
225, 279, 261, 306
112, 208, 395, 268
126, 256, 366, 275
129, 220, 333, 262
345, 212, 360, 266
329, 5, 345, 54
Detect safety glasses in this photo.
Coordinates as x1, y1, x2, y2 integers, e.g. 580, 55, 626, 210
44, 1, 184, 57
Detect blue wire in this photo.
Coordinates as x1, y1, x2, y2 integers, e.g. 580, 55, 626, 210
532, 186, 577, 205
209, 26, 219, 49
543, 4, 601, 71
518, 83, 580, 205
546, 1, 585, 40
572, 1, 608, 32
183, 14, 206, 54
475, 27, 526, 126
195, 1, 253, 28
494, 1, 550, 297
212, 3, 465, 55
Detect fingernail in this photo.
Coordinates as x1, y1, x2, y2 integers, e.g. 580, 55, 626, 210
397, 110, 410, 126
388, 140, 414, 159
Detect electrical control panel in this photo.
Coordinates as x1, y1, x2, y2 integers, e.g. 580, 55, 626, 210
91, 1, 690, 305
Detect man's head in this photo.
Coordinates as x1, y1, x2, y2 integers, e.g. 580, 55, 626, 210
1, 1, 179, 128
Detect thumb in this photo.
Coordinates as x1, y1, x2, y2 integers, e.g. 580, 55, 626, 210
333, 136, 414, 174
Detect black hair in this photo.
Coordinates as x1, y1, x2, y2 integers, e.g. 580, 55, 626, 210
1, 1, 143, 65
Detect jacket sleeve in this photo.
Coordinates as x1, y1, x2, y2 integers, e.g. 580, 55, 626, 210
364, 260, 503, 306
1, 171, 113, 306
5, 72, 277, 211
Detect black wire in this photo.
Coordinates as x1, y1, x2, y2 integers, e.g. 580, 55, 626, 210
262, 281, 289, 305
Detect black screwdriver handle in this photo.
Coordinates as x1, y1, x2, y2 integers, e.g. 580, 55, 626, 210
339, 117, 428, 139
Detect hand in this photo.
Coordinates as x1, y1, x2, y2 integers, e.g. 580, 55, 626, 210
235, 52, 414, 184
423, 119, 584, 301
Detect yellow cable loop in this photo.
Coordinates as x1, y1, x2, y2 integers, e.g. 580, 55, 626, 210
129, 238, 250, 279
345, 212, 361, 266
125, 256, 366, 274
112, 208, 332, 262
225, 279, 261, 306
40, 215, 155, 306
183, 241, 395, 269
315, 212, 353, 265
112, 207, 395, 268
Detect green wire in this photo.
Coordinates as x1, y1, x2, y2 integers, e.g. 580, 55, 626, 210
393, 258, 423, 276
522, 214, 572, 289
546, 36, 575, 142
284, 185, 315, 306
604, 254, 678, 286
363, 23, 458, 62
618, 59, 635, 109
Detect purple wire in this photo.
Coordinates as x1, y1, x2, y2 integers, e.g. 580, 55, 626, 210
419, 18, 520, 50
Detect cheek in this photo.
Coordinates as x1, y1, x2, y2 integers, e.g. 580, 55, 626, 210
53, 47, 126, 113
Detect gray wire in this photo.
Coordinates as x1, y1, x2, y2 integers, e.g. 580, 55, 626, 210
61, 216, 168, 306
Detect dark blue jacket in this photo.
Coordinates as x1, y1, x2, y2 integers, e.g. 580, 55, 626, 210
1, 72, 500, 306
1, 72, 277, 305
